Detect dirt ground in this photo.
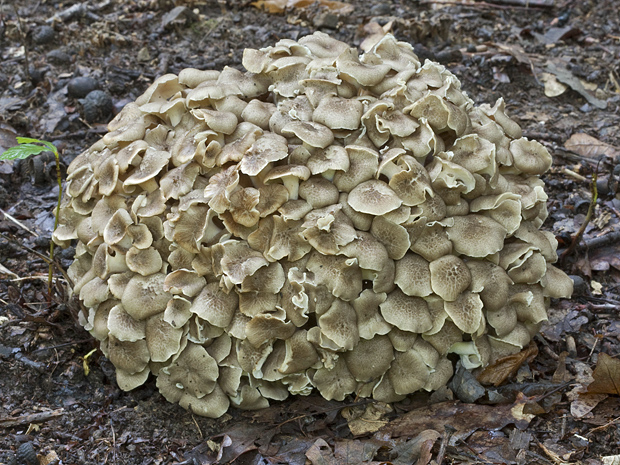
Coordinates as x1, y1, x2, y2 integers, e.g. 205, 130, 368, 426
1, 0, 620, 464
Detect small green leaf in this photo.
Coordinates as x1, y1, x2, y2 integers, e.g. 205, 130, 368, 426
1, 137, 58, 161
16, 137, 58, 155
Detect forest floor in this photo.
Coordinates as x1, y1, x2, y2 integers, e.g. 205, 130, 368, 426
1, 0, 619, 464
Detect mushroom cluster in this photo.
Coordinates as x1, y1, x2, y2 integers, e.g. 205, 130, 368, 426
54, 32, 573, 417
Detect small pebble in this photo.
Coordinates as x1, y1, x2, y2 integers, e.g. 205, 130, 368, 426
412, 43, 435, 62
16, 442, 38, 465
81, 90, 114, 123
28, 67, 46, 85
68, 76, 98, 99
436, 48, 463, 64
313, 11, 339, 29
369, 4, 391, 15
46, 49, 72, 65
32, 25, 55, 45
569, 275, 587, 295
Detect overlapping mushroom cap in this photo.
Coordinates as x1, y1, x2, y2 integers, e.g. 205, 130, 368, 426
55, 32, 572, 417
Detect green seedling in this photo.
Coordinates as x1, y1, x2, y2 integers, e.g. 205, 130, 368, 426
1, 137, 64, 298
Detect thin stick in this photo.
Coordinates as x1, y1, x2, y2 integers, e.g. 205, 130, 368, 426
560, 163, 599, 262
12, 4, 30, 81
0, 209, 38, 236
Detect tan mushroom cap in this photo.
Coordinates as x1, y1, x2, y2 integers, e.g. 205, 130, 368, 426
190, 282, 239, 328
239, 132, 289, 177
298, 177, 340, 208
159, 342, 219, 399
444, 291, 484, 334
347, 180, 402, 215
343, 335, 394, 382
121, 273, 171, 320
510, 138, 553, 175
126, 246, 163, 276
409, 222, 453, 262
179, 384, 230, 419
429, 255, 472, 302
380, 288, 433, 333
146, 313, 183, 362
388, 348, 430, 396
445, 214, 507, 258
394, 252, 433, 297
263, 164, 311, 200
333, 145, 379, 192
466, 260, 513, 311
311, 357, 357, 401
107, 304, 146, 342
312, 96, 364, 131
280, 330, 320, 374
108, 336, 151, 375
370, 216, 410, 260
541, 264, 573, 298
352, 289, 391, 339
318, 299, 360, 351
281, 121, 335, 149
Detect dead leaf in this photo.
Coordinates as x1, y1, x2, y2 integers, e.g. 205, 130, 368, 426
334, 439, 382, 464
305, 438, 336, 465
533, 26, 581, 45
380, 395, 535, 442
542, 72, 568, 97
588, 353, 620, 395
38, 450, 60, 465
494, 43, 538, 82
387, 430, 440, 465
546, 61, 607, 109
341, 402, 392, 436
603, 455, 620, 465
570, 390, 607, 418
477, 343, 538, 386
186, 423, 275, 464
251, 0, 287, 13
564, 133, 620, 159
252, 0, 354, 14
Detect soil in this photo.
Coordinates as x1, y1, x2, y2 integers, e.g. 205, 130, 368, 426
1, 1, 619, 464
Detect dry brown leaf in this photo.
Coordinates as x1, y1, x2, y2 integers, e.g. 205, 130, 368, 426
588, 353, 620, 395
570, 390, 607, 418
306, 438, 337, 465
252, 0, 354, 14
477, 343, 538, 386
380, 395, 535, 441
546, 61, 608, 109
341, 402, 392, 436
542, 72, 568, 97
251, 0, 287, 13
564, 133, 620, 159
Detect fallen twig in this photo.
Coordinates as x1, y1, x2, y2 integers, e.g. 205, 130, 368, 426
0, 409, 65, 428
420, 0, 552, 9
578, 230, 620, 251
0, 208, 38, 236
560, 164, 599, 262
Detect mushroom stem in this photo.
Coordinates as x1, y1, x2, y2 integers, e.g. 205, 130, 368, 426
282, 176, 300, 200
449, 341, 482, 369
321, 169, 336, 181
378, 161, 400, 180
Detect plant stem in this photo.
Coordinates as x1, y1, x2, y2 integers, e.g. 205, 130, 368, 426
49, 147, 63, 300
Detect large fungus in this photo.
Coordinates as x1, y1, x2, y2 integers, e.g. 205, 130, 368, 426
55, 32, 572, 417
